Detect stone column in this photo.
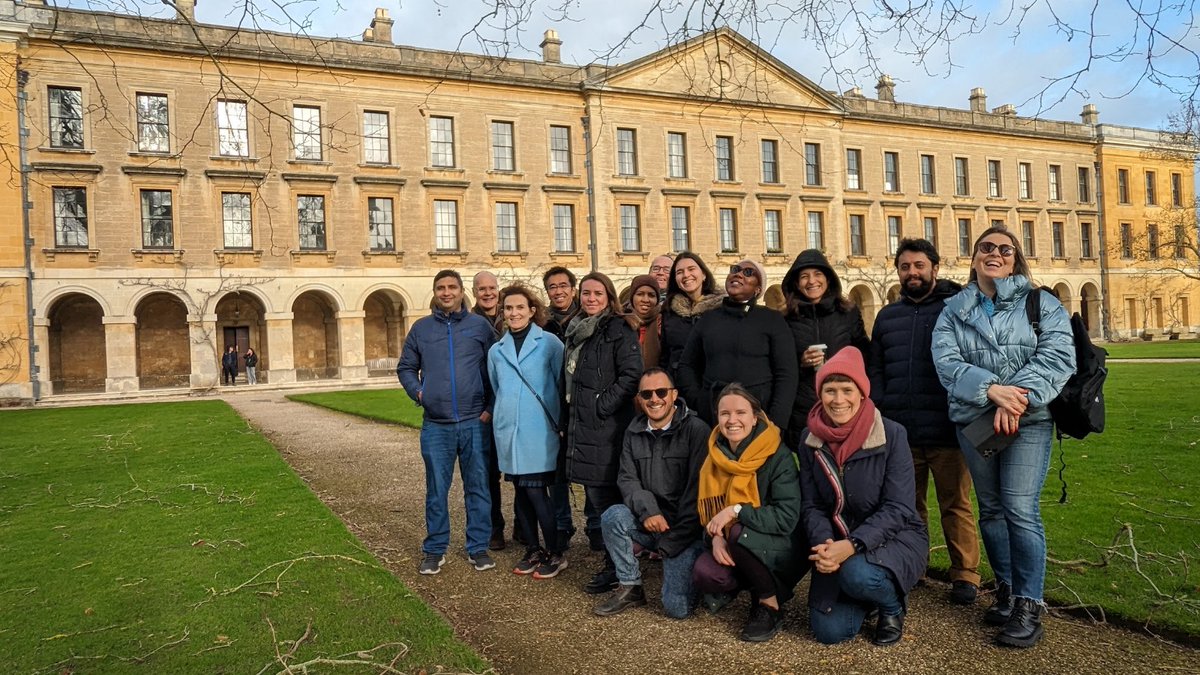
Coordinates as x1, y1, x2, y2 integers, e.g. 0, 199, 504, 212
336, 310, 367, 380
265, 312, 296, 384
32, 317, 52, 395
187, 313, 220, 389
103, 315, 139, 393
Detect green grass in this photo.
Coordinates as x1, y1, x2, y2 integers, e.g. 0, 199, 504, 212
288, 389, 423, 428
0, 401, 487, 674
925, 362, 1200, 636
1102, 339, 1200, 359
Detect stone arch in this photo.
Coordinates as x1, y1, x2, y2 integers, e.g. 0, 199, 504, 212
363, 289, 409, 376
134, 292, 191, 389
355, 283, 415, 315
285, 284, 347, 314
46, 293, 107, 394
123, 285, 192, 318
848, 284, 877, 332
1051, 282, 1074, 314
214, 286, 274, 315
39, 286, 112, 319
762, 284, 785, 313
292, 290, 340, 381
1080, 282, 1102, 337
886, 284, 901, 304
215, 291, 270, 380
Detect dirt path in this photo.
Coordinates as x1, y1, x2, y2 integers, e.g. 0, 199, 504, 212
223, 388, 1198, 675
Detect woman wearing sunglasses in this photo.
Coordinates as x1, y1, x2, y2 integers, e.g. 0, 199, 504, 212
677, 258, 798, 434
781, 248, 870, 449
932, 226, 1075, 648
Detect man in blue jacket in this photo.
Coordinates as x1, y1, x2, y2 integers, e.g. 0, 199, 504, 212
868, 238, 981, 605
398, 270, 497, 575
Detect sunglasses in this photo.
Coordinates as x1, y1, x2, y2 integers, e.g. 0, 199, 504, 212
976, 241, 1016, 257
637, 387, 675, 401
728, 265, 758, 278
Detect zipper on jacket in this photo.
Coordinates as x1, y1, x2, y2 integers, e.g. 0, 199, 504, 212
446, 318, 460, 422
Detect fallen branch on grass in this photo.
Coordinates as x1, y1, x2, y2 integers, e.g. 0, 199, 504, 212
192, 553, 376, 608
119, 628, 190, 664
255, 619, 409, 675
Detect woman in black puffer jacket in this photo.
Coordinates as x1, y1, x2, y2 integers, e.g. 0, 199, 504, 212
659, 252, 724, 381
783, 249, 869, 447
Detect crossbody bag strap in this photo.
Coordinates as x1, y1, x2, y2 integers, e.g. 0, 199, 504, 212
510, 365, 559, 430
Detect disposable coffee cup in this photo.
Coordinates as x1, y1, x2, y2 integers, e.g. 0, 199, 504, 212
808, 343, 828, 353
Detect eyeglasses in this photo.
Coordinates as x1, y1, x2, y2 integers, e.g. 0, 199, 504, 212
728, 265, 758, 278
637, 387, 675, 401
976, 241, 1016, 257
545, 282, 573, 292
650, 265, 672, 273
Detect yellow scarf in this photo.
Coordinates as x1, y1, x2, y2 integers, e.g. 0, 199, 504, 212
697, 417, 781, 528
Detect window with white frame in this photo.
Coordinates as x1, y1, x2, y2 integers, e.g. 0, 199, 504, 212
297, 195, 326, 250
670, 206, 690, 252
883, 151, 900, 192
954, 157, 970, 196
846, 149, 862, 190
715, 136, 734, 181
804, 143, 822, 186
667, 132, 687, 178
140, 189, 173, 248
1145, 170, 1158, 205
292, 105, 322, 160
363, 111, 390, 164
495, 201, 519, 252
1022, 220, 1036, 257
217, 100, 249, 157
136, 93, 169, 153
987, 159, 1001, 197
849, 214, 865, 256
52, 187, 88, 247
887, 215, 901, 254
1081, 222, 1094, 258
718, 208, 738, 252
222, 192, 252, 249
920, 154, 935, 194
807, 211, 824, 249
957, 218, 972, 256
617, 128, 638, 176
619, 204, 641, 251
368, 197, 394, 251
549, 125, 571, 174
1018, 162, 1032, 199
552, 204, 575, 252
1077, 166, 1091, 202
434, 199, 459, 250
48, 86, 84, 149
429, 116, 455, 168
491, 121, 515, 172
923, 216, 938, 248
761, 140, 779, 184
1052, 221, 1065, 257
1171, 172, 1183, 207
1117, 168, 1130, 203
764, 210, 782, 253
1048, 165, 1062, 201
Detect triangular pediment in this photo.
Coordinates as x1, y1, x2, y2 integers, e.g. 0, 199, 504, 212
597, 28, 842, 111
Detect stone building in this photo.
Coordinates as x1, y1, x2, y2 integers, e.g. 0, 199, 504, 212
0, 1, 1194, 402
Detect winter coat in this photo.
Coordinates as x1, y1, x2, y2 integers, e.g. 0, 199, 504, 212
677, 298, 798, 431
798, 413, 929, 613
488, 324, 564, 475
658, 293, 724, 380
866, 279, 962, 447
397, 302, 496, 424
244, 352, 258, 368
715, 430, 807, 604
931, 276, 1075, 425
616, 400, 711, 557
782, 250, 870, 434
221, 351, 238, 371
566, 315, 644, 486
472, 304, 502, 338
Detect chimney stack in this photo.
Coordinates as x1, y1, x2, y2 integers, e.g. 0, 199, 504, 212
843, 86, 864, 98
1081, 103, 1099, 125
175, 0, 196, 22
875, 74, 895, 102
540, 29, 563, 64
992, 103, 1016, 116
969, 87, 987, 113
369, 7, 393, 44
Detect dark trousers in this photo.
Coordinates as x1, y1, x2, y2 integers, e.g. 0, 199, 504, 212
222, 366, 236, 385
584, 484, 622, 568
515, 485, 559, 553
484, 426, 505, 534
692, 525, 778, 600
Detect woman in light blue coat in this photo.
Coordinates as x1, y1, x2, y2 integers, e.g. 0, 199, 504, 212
932, 226, 1074, 649
488, 283, 567, 578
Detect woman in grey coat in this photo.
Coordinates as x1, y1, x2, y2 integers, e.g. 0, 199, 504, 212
932, 227, 1075, 649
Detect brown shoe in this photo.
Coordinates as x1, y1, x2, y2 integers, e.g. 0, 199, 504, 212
488, 529, 506, 551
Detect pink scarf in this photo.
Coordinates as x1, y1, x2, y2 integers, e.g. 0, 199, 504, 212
806, 398, 877, 467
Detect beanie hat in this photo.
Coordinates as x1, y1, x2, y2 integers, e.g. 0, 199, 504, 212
737, 258, 767, 294
816, 346, 870, 399
628, 274, 660, 301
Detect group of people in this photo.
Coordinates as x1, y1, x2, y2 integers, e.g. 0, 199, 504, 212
221, 345, 258, 385
396, 226, 1075, 649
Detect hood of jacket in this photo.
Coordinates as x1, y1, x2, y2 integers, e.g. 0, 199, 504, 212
626, 398, 697, 435
667, 292, 725, 319
783, 249, 842, 306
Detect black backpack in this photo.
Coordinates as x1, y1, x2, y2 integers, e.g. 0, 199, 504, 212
1025, 288, 1108, 440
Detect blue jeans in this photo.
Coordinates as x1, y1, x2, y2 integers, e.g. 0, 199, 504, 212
957, 419, 1053, 601
601, 504, 703, 619
419, 418, 492, 556
809, 555, 904, 645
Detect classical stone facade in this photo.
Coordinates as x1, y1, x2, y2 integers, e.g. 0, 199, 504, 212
0, 2, 1195, 402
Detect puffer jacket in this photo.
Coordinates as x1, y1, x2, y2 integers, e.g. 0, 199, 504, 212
658, 292, 724, 379
566, 314, 643, 486
931, 275, 1075, 425
397, 302, 496, 423
798, 413, 929, 613
781, 251, 870, 437
867, 279, 962, 447
616, 400, 711, 557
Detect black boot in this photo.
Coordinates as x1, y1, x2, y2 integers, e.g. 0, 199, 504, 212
984, 581, 1013, 626
995, 597, 1045, 648
872, 610, 905, 646
740, 603, 784, 642
584, 566, 619, 594
593, 584, 646, 616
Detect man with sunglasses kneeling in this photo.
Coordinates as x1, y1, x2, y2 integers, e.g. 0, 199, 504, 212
594, 368, 711, 618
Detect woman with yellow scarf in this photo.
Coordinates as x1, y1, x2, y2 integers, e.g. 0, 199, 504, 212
691, 384, 807, 642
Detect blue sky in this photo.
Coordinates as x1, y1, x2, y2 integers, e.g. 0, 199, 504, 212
68, 0, 1199, 131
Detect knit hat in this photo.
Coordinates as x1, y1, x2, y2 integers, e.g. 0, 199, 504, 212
627, 274, 660, 301
736, 258, 767, 293
815, 346, 870, 399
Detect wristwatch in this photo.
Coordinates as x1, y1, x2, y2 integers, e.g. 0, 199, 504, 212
851, 537, 867, 554
732, 504, 743, 518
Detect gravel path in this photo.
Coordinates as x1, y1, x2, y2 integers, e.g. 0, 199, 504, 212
223, 388, 1199, 675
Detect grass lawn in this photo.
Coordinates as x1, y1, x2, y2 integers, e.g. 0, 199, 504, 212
0, 401, 487, 674
1102, 339, 1200, 359
288, 389, 423, 428
925, 362, 1200, 637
